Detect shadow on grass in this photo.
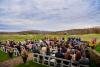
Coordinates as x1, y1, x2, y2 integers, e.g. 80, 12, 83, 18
16, 61, 48, 67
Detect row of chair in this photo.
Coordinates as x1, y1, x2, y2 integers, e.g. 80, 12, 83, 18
0, 45, 20, 56
33, 53, 89, 67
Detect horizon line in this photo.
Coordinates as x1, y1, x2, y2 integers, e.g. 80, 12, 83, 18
0, 26, 99, 32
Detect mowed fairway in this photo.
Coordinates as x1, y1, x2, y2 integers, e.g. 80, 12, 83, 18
0, 34, 100, 42
16, 61, 48, 67
0, 34, 67, 41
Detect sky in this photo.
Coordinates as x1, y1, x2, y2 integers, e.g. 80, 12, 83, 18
0, 0, 100, 32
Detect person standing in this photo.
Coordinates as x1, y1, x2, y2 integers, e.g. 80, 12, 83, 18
21, 47, 28, 63
8, 47, 13, 58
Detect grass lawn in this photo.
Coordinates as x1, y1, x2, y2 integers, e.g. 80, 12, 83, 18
0, 34, 100, 42
95, 43, 100, 53
16, 61, 48, 67
0, 50, 9, 62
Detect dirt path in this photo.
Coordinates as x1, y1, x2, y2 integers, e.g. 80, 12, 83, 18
0, 53, 33, 67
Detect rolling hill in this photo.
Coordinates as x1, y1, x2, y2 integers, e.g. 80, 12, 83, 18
0, 27, 100, 35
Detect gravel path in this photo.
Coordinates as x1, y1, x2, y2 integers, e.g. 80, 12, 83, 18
0, 53, 33, 67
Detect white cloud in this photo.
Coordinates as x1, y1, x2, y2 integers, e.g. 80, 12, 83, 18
0, 18, 47, 25
0, 0, 100, 31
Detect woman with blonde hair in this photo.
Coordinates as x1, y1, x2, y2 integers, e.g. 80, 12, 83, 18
21, 46, 28, 63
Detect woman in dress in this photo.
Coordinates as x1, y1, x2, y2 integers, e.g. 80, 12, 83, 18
21, 47, 28, 63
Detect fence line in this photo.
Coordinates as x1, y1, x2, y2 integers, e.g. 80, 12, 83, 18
33, 53, 89, 67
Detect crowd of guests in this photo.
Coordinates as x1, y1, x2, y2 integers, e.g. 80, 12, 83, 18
32, 37, 90, 66
0, 40, 29, 63
0, 37, 90, 66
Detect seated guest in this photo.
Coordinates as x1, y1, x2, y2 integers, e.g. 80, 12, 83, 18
61, 46, 67, 53
85, 50, 90, 59
64, 50, 72, 65
71, 49, 76, 61
55, 48, 64, 63
45, 45, 51, 60
40, 45, 47, 55
64, 49, 72, 60
79, 54, 89, 65
8, 47, 14, 58
46, 45, 51, 55
75, 50, 81, 61
32, 44, 39, 53
16, 43, 21, 55
39, 45, 47, 63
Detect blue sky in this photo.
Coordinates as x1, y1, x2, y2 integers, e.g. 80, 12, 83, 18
0, 0, 100, 32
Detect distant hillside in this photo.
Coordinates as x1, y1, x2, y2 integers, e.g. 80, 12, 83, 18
0, 27, 100, 35
17, 30, 52, 34
0, 30, 52, 35
55, 27, 100, 35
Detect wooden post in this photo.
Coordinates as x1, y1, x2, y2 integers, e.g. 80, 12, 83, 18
61, 60, 63, 67
37, 54, 39, 63
54, 58, 56, 67
33, 53, 34, 62
5, 47, 8, 53
69, 60, 71, 67
48, 56, 50, 67
42, 55, 45, 64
